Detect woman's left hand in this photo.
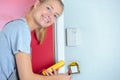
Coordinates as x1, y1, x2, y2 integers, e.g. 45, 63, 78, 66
45, 68, 58, 76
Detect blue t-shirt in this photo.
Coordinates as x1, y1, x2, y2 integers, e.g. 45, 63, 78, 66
0, 18, 31, 80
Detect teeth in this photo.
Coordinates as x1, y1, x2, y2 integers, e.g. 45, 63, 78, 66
42, 15, 49, 23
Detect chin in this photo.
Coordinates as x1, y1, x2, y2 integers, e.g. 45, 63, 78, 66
41, 24, 51, 28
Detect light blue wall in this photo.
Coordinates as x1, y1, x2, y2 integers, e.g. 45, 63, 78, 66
64, 0, 120, 80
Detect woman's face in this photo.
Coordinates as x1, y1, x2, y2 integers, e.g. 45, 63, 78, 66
33, 0, 63, 28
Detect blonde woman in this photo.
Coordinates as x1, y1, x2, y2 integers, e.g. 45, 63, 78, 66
0, 0, 71, 80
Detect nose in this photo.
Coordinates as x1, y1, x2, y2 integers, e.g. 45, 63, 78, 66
48, 14, 54, 22
48, 15, 52, 19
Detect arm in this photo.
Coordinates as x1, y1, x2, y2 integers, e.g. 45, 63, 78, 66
15, 52, 71, 80
15, 51, 44, 80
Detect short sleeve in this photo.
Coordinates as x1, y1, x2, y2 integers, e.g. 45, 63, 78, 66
11, 27, 31, 54
3, 19, 31, 55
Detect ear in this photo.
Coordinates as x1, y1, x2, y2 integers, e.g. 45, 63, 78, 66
34, 0, 40, 9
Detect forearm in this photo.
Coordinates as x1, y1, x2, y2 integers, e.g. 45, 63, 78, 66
19, 73, 44, 80
15, 52, 54, 80
19, 72, 58, 80
15, 52, 71, 80
15, 52, 43, 80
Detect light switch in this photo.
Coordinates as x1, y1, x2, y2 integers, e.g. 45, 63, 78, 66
66, 28, 80, 46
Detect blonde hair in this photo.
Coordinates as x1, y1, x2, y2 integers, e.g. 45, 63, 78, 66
36, 0, 64, 44
39, 0, 64, 11
35, 27, 47, 44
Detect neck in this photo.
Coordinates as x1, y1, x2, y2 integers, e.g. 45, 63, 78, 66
25, 10, 40, 31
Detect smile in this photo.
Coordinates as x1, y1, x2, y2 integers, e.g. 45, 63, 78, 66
41, 15, 49, 23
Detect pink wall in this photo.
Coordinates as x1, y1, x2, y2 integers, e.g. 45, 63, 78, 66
0, 0, 35, 31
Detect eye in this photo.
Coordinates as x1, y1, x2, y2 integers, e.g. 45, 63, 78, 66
54, 14, 57, 18
46, 6, 51, 11
54, 13, 59, 19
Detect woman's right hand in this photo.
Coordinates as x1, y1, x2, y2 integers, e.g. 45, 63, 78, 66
44, 68, 59, 76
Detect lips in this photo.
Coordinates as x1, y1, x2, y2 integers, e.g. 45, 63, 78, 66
41, 15, 50, 23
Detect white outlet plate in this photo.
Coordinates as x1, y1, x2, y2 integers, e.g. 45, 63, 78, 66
66, 28, 80, 46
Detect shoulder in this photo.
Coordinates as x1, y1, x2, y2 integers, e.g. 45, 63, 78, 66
5, 18, 27, 30
3, 18, 30, 34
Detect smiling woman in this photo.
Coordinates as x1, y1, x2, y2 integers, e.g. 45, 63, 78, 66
32, 0, 64, 44
0, 0, 71, 80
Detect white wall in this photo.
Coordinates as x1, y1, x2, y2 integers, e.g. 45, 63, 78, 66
64, 0, 120, 80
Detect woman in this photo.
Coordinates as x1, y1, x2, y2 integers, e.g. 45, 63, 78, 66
0, 0, 71, 80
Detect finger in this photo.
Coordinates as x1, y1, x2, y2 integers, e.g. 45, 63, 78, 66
45, 70, 49, 76
46, 70, 53, 76
67, 75, 72, 79
52, 68, 58, 75
69, 75, 72, 79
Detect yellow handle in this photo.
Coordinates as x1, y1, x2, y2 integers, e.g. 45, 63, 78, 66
42, 60, 65, 76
